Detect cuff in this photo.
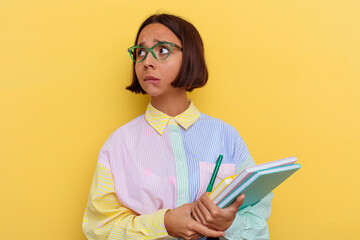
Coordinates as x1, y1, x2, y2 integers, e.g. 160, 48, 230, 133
146, 209, 171, 239
223, 213, 247, 239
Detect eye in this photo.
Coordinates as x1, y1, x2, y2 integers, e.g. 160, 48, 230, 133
159, 47, 170, 55
137, 48, 146, 57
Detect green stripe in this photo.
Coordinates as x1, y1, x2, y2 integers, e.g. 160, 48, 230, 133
168, 124, 189, 207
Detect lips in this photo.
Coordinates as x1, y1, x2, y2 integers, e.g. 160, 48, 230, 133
144, 75, 160, 81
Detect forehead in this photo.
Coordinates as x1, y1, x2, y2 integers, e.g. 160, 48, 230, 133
137, 23, 181, 46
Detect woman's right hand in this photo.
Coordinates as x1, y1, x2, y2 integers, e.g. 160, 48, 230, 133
164, 203, 225, 240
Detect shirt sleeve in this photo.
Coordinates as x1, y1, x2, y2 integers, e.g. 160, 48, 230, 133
221, 131, 273, 240
82, 162, 172, 240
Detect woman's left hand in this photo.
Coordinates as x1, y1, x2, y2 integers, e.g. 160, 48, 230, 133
191, 192, 245, 231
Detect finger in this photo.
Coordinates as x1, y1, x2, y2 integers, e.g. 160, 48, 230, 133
190, 205, 199, 221
191, 220, 225, 238
202, 193, 225, 218
186, 202, 195, 213
227, 194, 245, 213
191, 210, 202, 223
190, 210, 195, 220
186, 231, 203, 240
180, 230, 202, 240
201, 192, 219, 212
197, 198, 212, 219
192, 203, 207, 225
189, 203, 196, 220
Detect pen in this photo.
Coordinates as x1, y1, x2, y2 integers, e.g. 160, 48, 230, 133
206, 154, 223, 192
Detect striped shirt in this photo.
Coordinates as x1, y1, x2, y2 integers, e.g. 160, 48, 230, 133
82, 101, 273, 240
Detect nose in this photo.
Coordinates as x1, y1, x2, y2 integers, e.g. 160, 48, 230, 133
142, 51, 157, 69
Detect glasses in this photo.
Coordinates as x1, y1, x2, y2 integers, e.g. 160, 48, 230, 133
128, 41, 182, 63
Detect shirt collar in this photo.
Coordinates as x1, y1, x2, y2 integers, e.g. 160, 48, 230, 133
145, 100, 201, 135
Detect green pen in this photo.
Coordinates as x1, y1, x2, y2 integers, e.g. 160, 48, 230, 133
206, 154, 223, 192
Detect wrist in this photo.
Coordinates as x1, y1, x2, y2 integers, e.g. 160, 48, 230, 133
164, 209, 174, 237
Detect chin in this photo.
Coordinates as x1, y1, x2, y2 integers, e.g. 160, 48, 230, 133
142, 89, 160, 97
140, 84, 160, 96
143, 87, 166, 98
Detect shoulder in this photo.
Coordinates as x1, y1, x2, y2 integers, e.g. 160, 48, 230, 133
197, 112, 247, 148
196, 113, 238, 135
196, 112, 250, 166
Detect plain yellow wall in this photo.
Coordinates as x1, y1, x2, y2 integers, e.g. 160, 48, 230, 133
1, 1, 359, 239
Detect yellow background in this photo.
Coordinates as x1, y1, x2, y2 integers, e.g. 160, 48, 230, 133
1, 0, 359, 239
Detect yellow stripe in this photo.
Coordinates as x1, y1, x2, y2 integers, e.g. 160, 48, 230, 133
82, 162, 170, 239
145, 100, 200, 135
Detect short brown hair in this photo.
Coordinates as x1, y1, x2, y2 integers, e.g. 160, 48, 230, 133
126, 14, 208, 94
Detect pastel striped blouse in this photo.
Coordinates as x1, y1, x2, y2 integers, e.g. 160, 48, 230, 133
82, 101, 273, 240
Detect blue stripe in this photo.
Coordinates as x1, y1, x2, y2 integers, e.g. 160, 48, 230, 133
180, 113, 251, 202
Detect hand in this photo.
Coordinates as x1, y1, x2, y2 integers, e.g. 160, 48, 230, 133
191, 193, 245, 231
164, 202, 225, 240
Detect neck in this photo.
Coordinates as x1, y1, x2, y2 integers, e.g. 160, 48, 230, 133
151, 90, 189, 117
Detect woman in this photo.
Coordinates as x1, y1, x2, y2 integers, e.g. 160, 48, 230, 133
82, 14, 273, 240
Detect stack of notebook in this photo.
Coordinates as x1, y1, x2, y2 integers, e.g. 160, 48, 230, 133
209, 156, 301, 209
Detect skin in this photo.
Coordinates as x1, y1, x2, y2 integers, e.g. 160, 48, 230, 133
135, 23, 245, 239
164, 202, 224, 239
135, 23, 189, 117
191, 193, 245, 232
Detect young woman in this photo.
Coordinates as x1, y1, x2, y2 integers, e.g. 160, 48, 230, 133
82, 14, 273, 240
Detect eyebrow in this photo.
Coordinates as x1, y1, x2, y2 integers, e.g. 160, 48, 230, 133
138, 39, 165, 46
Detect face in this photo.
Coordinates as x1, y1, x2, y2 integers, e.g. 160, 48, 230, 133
135, 23, 183, 97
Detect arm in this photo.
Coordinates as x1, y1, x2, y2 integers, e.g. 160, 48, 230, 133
82, 162, 224, 240
82, 162, 170, 240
